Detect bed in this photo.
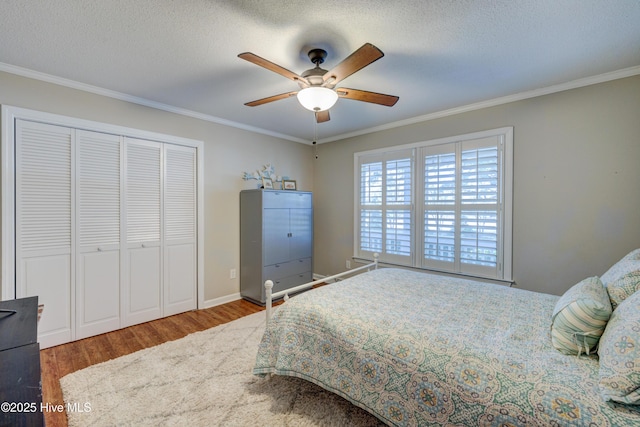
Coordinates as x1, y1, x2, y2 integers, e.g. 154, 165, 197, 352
254, 253, 640, 426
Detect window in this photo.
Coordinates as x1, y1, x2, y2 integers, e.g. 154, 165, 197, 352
356, 149, 413, 266
355, 127, 513, 282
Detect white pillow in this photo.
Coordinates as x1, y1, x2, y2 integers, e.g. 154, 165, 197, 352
601, 249, 640, 287
598, 290, 640, 404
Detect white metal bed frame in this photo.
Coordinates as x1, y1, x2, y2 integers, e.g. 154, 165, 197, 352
264, 254, 379, 322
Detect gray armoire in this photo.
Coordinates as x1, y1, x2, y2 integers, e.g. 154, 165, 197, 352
240, 189, 313, 304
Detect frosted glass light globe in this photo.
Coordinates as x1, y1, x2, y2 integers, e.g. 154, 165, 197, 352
296, 87, 338, 111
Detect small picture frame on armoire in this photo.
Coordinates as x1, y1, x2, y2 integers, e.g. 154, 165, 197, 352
283, 180, 296, 190
262, 177, 273, 189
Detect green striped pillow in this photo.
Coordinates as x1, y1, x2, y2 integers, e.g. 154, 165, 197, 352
551, 276, 612, 355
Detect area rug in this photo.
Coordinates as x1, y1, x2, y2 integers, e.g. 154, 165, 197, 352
60, 311, 384, 426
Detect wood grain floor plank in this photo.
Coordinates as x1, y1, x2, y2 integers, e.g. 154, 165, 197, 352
104, 326, 141, 357
129, 321, 164, 348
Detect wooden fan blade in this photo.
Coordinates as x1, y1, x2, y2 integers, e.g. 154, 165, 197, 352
322, 43, 384, 87
336, 88, 399, 106
238, 52, 309, 86
315, 110, 330, 123
244, 91, 298, 107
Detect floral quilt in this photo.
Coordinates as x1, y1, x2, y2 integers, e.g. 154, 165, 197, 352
254, 268, 639, 426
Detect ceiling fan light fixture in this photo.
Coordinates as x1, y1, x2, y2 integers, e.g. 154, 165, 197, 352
296, 87, 338, 112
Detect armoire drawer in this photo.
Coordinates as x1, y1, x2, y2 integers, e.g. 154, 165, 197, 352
264, 257, 311, 280
270, 271, 313, 295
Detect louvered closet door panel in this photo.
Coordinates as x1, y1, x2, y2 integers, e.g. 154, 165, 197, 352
15, 120, 73, 348
76, 130, 121, 340
164, 145, 195, 242
126, 139, 161, 244
16, 122, 72, 252
123, 138, 162, 327
77, 131, 121, 248
163, 144, 196, 315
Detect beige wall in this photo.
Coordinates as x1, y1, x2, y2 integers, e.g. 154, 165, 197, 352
0, 71, 314, 303
3, 70, 639, 301
313, 75, 640, 296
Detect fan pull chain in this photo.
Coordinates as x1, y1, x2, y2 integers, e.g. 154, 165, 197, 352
313, 114, 319, 159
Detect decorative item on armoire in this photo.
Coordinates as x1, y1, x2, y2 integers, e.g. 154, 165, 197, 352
262, 177, 274, 189
242, 164, 293, 189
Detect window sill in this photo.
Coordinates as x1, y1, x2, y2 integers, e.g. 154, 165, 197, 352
352, 257, 515, 287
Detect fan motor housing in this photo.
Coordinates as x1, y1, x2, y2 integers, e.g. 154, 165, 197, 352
300, 67, 326, 86
300, 48, 329, 87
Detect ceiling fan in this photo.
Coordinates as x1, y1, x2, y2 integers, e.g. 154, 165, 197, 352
238, 43, 399, 123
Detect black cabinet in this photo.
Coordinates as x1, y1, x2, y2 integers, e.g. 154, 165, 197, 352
0, 296, 44, 427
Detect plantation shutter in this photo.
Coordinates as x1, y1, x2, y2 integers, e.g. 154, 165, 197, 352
356, 149, 413, 265
459, 136, 501, 277
423, 144, 457, 270
355, 127, 512, 282
359, 161, 383, 254
421, 135, 503, 278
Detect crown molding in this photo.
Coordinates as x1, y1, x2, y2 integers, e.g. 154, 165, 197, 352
320, 65, 640, 143
1, 61, 638, 145
0, 62, 307, 144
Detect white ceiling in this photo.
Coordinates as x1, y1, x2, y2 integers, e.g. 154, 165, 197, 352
1, 1, 639, 143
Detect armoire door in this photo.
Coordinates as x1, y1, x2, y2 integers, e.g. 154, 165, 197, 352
15, 120, 73, 348
122, 138, 162, 327
263, 192, 312, 265
163, 144, 197, 316
289, 207, 313, 259
75, 130, 121, 339
263, 208, 291, 265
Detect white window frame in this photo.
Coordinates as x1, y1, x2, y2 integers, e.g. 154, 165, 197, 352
354, 127, 513, 282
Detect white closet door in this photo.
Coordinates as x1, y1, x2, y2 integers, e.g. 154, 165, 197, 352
123, 138, 162, 327
163, 144, 196, 316
15, 120, 73, 348
76, 130, 121, 339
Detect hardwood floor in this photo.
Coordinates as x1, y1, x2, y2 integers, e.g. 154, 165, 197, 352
39, 298, 269, 427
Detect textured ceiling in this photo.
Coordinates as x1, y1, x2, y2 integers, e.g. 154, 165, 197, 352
1, 1, 639, 143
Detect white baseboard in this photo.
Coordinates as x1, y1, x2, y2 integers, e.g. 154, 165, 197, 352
202, 272, 327, 309
202, 292, 241, 309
